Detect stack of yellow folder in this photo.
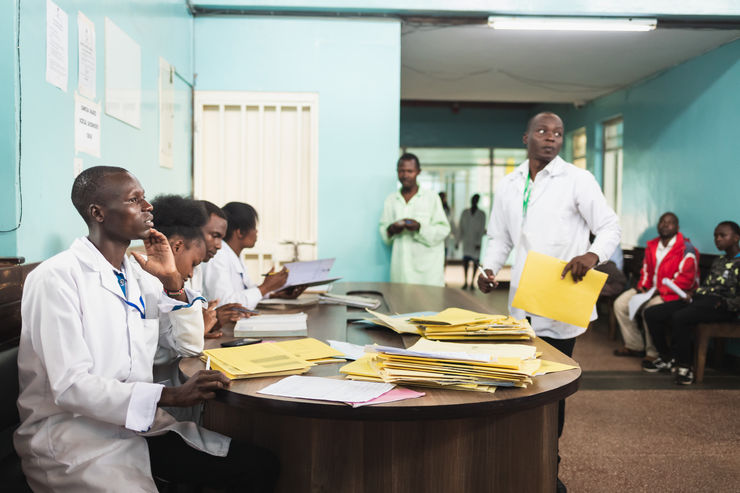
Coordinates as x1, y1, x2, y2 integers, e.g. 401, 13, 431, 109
341, 339, 541, 393
202, 337, 344, 379
410, 308, 535, 341
364, 308, 535, 341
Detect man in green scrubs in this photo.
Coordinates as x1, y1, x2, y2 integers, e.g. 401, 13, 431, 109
379, 153, 451, 286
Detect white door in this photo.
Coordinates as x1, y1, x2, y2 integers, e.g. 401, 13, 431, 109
194, 91, 319, 279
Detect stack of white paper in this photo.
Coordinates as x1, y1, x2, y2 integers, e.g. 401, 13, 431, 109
319, 293, 381, 309
234, 312, 308, 337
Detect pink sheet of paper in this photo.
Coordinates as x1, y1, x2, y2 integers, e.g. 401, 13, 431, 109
346, 387, 425, 408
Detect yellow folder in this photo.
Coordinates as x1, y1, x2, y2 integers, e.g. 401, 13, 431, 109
512, 251, 607, 328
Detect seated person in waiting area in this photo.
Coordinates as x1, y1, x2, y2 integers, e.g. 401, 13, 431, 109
202, 201, 290, 310
612, 212, 699, 362
643, 221, 740, 385
14, 166, 278, 492
188, 200, 250, 338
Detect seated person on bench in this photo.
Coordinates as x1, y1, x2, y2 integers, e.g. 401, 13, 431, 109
14, 166, 278, 492
612, 213, 699, 361
643, 221, 740, 385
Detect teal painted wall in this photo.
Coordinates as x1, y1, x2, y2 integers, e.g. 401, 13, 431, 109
0, 0, 19, 255
194, 16, 400, 282
2, 0, 194, 262
543, 38, 740, 256
400, 105, 530, 148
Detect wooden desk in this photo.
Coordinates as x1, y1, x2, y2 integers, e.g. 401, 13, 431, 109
181, 283, 581, 492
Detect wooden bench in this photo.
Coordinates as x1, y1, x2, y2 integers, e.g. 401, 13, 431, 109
694, 321, 740, 383
0, 259, 38, 491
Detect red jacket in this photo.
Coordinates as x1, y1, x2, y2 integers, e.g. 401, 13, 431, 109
638, 232, 700, 301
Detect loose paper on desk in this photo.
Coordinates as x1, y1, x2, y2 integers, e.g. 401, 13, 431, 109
627, 287, 656, 320
258, 375, 394, 404
278, 258, 340, 291
328, 340, 366, 361
511, 251, 607, 328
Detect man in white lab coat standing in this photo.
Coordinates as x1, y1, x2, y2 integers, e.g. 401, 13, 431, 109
477, 113, 620, 493
14, 166, 278, 492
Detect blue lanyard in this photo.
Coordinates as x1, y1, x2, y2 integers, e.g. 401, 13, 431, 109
114, 271, 146, 319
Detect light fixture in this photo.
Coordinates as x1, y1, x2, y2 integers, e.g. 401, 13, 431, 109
487, 16, 657, 32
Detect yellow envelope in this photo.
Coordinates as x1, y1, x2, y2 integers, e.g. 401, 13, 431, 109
512, 251, 607, 328
364, 309, 422, 334
273, 337, 344, 362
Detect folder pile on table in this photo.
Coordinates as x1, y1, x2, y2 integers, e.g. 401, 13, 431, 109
341, 338, 541, 393
364, 308, 535, 341
410, 308, 535, 341
202, 338, 344, 379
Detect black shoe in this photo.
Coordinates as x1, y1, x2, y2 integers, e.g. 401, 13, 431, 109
556, 477, 567, 493
642, 357, 674, 373
461, 284, 468, 290
675, 366, 694, 385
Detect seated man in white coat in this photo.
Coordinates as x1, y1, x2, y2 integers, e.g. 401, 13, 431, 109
14, 166, 279, 492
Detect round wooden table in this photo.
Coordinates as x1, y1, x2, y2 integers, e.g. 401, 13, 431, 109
181, 283, 581, 492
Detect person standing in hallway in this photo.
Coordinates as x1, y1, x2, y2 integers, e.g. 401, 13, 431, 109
477, 112, 621, 493
458, 193, 486, 290
612, 212, 699, 362
379, 153, 451, 286
439, 191, 456, 267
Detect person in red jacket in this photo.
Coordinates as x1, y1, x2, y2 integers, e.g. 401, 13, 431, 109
612, 212, 700, 363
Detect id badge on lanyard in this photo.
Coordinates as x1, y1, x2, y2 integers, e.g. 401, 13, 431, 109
115, 271, 146, 319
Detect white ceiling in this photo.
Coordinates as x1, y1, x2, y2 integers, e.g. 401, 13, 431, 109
401, 23, 740, 103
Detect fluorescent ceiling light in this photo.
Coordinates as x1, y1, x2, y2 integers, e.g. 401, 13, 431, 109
488, 16, 657, 32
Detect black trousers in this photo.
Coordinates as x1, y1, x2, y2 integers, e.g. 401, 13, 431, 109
643, 294, 735, 367
539, 336, 576, 439
147, 432, 279, 493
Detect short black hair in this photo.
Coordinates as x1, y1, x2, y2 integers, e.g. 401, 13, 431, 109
71, 165, 129, 225
717, 220, 740, 237
397, 153, 420, 170
222, 202, 259, 241
659, 211, 679, 225
525, 111, 561, 132
151, 195, 207, 243
199, 200, 227, 220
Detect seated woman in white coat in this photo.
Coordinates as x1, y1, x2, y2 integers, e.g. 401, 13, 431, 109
202, 201, 289, 310
14, 166, 279, 492
131, 194, 212, 386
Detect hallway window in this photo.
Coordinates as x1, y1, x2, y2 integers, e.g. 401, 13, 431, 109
571, 127, 587, 169
602, 117, 623, 215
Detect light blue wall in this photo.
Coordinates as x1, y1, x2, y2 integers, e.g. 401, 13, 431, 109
0, 0, 19, 255
1, 0, 194, 262
401, 105, 530, 148
194, 16, 401, 282
543, 38, 740, 255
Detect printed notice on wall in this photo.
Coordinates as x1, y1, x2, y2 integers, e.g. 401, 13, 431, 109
46, 0, 68, 91
75, 94, 101, 157
158, 57, 175, 169
77, 12, 96, 99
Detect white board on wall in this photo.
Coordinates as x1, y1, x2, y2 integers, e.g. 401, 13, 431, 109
104, 18, 141, 128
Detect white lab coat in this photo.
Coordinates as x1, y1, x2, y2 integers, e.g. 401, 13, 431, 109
201, 242, 263, 309
15, 237, 230, 493
128, 255, 207, 386
482, 157, 621, 339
